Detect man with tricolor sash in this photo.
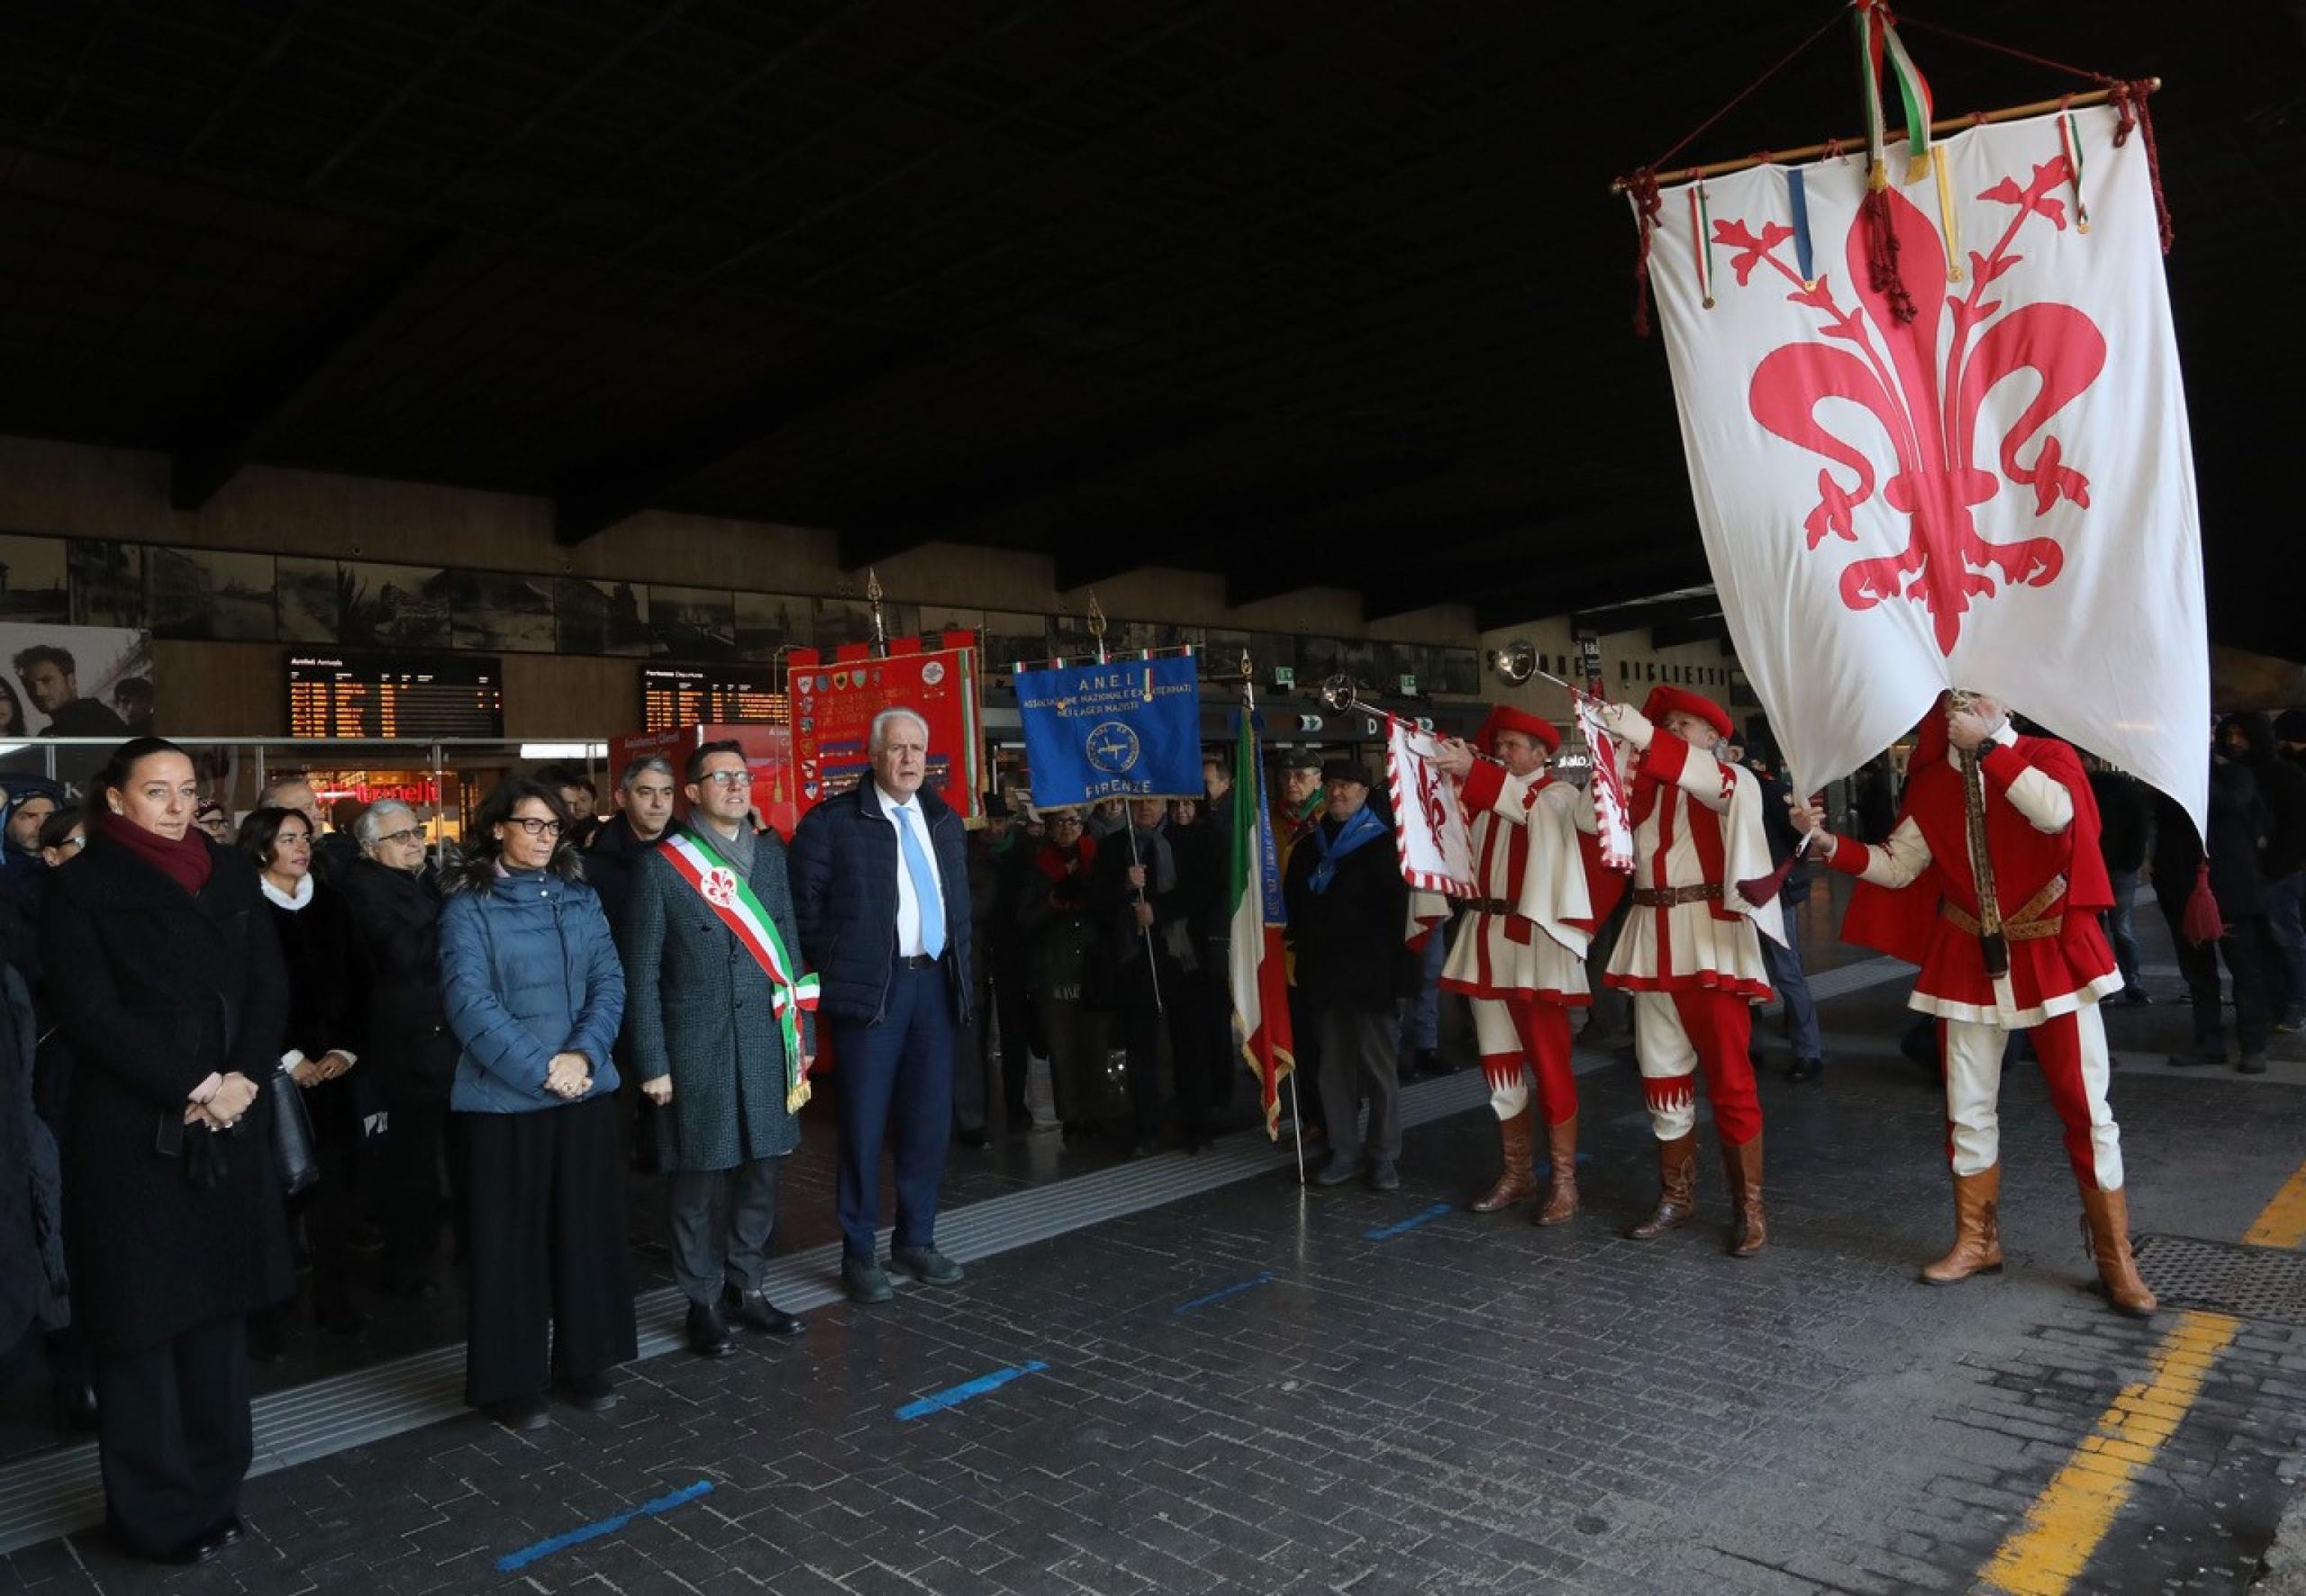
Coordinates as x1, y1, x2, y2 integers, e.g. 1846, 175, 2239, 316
622, 740, 819, 1357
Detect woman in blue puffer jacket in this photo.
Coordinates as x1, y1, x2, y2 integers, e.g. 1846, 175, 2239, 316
439, 777, 634, 1432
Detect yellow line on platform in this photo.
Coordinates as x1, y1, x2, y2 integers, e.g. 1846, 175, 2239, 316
1975, 1158, 2306, 1595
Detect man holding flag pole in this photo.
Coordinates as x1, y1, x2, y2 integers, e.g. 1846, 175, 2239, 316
1223, 665, 1298, 1164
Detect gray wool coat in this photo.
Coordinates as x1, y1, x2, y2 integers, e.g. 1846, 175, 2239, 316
620, 821, 812, 1173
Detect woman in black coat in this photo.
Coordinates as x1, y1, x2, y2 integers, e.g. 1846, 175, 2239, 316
334, 801, 461, 1298
241, 805, 368, 1338
41, 739, 292, 1566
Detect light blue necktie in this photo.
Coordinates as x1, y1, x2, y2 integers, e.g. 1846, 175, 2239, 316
895, 803, 945, 959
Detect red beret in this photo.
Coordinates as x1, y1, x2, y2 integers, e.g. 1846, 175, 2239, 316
1640, 685, 1734, 742
1473, 703, 1562, 756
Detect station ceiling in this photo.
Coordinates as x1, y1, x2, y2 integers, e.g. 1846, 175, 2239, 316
0, 3, 2295, 654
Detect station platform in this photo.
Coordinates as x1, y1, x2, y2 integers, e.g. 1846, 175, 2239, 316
5, 890, 2305, 1594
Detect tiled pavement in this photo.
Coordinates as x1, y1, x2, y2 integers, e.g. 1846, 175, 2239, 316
8, 896, 2306, 1593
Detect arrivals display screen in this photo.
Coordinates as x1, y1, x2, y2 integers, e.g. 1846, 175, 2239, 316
641, 667, 788, 730
287, 651, 504, 739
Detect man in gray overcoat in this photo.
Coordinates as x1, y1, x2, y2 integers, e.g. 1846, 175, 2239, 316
622, 739, 813, 1357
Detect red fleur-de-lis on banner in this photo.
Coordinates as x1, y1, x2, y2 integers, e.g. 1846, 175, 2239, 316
1716, 156, 2106, 654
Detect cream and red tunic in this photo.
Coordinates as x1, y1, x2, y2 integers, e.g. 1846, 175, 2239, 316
1602, 729, 1781, 1002
1439, 760, 1599, 1006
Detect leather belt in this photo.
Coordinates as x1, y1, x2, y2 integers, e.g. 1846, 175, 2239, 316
1630, 883, 1722, 909
1940, 875, 2066, 944
895, 953, 941, 969
1466, 897, 1517, 917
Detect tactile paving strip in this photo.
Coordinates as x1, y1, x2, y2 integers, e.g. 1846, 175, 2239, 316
2133, 1234, 2306, 1327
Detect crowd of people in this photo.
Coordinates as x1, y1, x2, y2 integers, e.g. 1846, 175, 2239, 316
2, 692, 2301, 1569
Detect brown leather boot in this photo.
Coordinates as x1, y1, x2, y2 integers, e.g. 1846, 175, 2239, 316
1626, 1133, 1698, 1240
2080, 1185, 2158, 1318
1920, 1166, 2003, 1284
1535, 1113, 1579, 1226
1720, 1135, 1766, 1257
1469, 1106, 1536, 1213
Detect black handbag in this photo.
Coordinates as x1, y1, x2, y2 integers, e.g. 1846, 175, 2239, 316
270, 1066, 322, 1196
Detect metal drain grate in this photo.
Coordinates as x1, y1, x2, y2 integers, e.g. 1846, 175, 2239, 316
2132, 1234, 2306, 1326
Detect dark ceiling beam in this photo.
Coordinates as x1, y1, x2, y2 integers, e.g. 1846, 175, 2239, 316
170, 226, 455, 512
832, 401, 1238, 570
1349, 505, 1586, 621
553, 329, 931, 546
1649, 614, 1730, 650
1571, 591, 1723, 636
1053, 455, 1455, 594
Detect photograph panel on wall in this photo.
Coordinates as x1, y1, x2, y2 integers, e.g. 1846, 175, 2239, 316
1201, 628, 1252, 680
1294, 635, 1345, 685
0, 534, 71, 628
149, 546, 277, 641
0, 621, 152, 743
68, 539, 144, 629
339, 560, 451, 648
1045, 609, 1099, 662
735, 592, 813, 660
447, 569, 554, 652
813, 594, 919, 653
650, 585, 737, 661
977, 610, 1048, 676
1249, 630, 1299, 687
277, 556, 341, 642
915, 603, 983, 648
554, 577, 650, 657
1433, 647, 1481, 697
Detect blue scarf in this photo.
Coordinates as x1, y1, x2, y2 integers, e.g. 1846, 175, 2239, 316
1308, 805, 1386, 893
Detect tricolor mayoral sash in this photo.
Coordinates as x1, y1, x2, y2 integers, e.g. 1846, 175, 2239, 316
658, 829, 822, 1111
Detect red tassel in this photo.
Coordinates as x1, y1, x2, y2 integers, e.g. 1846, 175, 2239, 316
1861, 181, 1917, 324
2181, 861, 2225, 948
2110, 79, 2174, 255
1626, 168, 1665, 338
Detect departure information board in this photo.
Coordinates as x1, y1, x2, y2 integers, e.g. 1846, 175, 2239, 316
288, 652, 504, 739
641, 667, 788, 731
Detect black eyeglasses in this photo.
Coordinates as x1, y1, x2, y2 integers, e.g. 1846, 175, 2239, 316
375, 826, 423, 847
505, 817, 563, 838
695, 770, 751, 788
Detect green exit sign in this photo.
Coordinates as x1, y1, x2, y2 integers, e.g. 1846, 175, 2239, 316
1274, 666, 1295, 688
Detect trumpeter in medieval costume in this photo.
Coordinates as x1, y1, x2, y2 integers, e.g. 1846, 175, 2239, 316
1793, 691, 2154, 1317
1594, 686, 1783, 1256
1431, 707, 1619, 1223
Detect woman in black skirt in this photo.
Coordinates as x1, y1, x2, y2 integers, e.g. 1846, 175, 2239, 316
241, 804, 368, 1339
438, 778, 633, 1432
41, 739, 291, 1565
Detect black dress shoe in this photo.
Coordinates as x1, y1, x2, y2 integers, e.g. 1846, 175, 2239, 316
843, 1255, 895, 1304
686, 1300, 734, 1357
722, 1286, 805, 1338
559, 1372, 619, 1412
486, 1394, 550, 1432
204, 1517, 246, 1548
889, 1245, 965, 1286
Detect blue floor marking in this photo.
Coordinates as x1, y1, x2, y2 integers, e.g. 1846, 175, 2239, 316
1171, 1271, 1277, 1315
496, 1479, 714, 1573
895, 1360, 1049, 1421
1364, 1202, 1452, 1241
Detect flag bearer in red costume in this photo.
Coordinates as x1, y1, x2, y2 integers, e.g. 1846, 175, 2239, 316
1430, 707, 1612, 1225
1792, 691, 2155, 1317
1593, 686, 1783, 1256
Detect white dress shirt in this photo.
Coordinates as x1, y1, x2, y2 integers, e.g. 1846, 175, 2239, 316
877, 783, 943, 958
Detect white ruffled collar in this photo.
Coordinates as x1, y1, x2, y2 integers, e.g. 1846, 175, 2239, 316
261, 872, 315, 911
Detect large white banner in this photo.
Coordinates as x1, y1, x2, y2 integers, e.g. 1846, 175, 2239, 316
1384, 715, 1475, 898
1641, 106, 2208, 836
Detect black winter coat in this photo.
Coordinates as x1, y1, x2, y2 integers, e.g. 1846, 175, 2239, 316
2090, 769, 2152, 875
264, 880, 366, 1144
1283, 812, 1412, 1013
41, 835, 293, 1356
1086, 825, 1185, 1009
585, 811, 657, 948
336, 857, 459, 1104
2152, 764, 2265, 920
790, 782, 974, 1025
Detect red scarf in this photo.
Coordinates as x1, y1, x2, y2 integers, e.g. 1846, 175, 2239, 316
93, 805, 215, 895
1034, 835, 1095, 884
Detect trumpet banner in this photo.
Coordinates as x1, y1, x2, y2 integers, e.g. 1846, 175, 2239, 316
1640, 107, 2207, 837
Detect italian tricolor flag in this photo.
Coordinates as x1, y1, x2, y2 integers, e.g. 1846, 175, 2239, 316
1227, 712, 1294, 1137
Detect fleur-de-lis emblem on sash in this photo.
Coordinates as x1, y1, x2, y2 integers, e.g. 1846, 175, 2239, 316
704, 867, 739, 908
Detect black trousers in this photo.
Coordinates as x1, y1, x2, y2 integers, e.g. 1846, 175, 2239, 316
2160, 900, 2270, 1055
377, 1096, 453, 1282
667, 1158, 778, 1306
1115, 993, 1209, 1139
458, 1096, 638, 1408
92, 1313, 250, 1555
